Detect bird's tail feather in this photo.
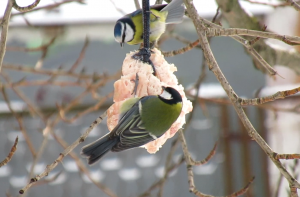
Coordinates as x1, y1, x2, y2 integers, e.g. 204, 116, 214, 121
81, 133, 118, 165
161, 0, 184, 24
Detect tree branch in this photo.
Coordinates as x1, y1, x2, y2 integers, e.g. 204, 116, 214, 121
0, 136, 18, 167
0, 0, 13, 72
184, 0, 300, 194
12, 0, 40, 12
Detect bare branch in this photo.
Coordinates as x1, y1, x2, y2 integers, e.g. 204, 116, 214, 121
274, 153, 300, 160
134, 0, 141, 9
0, 0, 85, 22
49, 125, 117, 197
19, 111, 108, 195
240, 86, 300, 106
162, 39, 200, 57
6, 36, 56, 52
286, 0, 300, 11
110, 0, 127, 15
69, 36, 89, 72
12, 0, 40, 12
242, 0, 291, 8
0, 136, 18, 167
183, 0, 300, 194
1, 86, 36, 156
205, 28, 300, 45
2, 64, 107, 80
0, 0, 13, 72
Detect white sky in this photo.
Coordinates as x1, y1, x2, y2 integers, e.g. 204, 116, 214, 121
0, 0, 274, 25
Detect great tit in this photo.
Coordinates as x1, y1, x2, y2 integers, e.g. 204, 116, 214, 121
81, 87, 183, 165
114, 0, 185, 47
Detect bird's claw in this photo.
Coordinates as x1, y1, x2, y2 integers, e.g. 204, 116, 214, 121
132, 48, 151, 61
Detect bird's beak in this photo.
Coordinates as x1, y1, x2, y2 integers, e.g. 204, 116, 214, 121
161, 86, 166, 91
120, 43, 124, 47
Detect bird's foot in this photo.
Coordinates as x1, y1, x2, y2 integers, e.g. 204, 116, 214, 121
132, 48, 156, 75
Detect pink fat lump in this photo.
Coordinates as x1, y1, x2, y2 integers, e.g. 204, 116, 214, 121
107, 48, 193, 153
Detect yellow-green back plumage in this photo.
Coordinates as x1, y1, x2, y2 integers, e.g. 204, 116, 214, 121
140, 96, 182, 135
128, 9, 168, 45
120, 97, 140, 115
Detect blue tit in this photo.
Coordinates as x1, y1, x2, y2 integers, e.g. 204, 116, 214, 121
114, 0, 185, 47
81, 87, 183, 165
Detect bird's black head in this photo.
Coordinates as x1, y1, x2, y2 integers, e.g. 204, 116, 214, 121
159, 86, 182, 105
114, 18, 135, 47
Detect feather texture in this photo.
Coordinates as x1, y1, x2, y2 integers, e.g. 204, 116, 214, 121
161, 0, 184, 24
81, 87, 182, 165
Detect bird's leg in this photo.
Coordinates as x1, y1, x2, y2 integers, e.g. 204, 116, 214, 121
131, 73, 139, 97
132, 0, 156, 75
150, 41, 157, 49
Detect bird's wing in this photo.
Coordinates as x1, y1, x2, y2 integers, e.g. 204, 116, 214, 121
130, 4, 167, 17
111, 100, 159, 152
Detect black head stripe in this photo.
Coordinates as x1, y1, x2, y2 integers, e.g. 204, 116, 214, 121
158, 87, 182, 105
120, 18, 136, 42
122, 23, 126, 44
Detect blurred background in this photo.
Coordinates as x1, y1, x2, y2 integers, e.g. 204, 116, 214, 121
0, 0, 300, 197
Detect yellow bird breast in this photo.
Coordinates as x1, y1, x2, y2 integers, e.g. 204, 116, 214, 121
128, 9, 168, 45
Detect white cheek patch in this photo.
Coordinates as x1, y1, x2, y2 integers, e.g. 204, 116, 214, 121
160, 90, 172, 100
124, 23, 134, 42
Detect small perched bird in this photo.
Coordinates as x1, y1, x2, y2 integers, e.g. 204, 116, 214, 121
81, 87, 183, 165
114, 0, 185, 47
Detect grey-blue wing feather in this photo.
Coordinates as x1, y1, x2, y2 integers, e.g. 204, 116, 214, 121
161, 0, 184, 24
111, 100, 157, 152
130, 4, 167, 17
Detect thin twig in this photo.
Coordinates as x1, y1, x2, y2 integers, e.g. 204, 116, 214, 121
2, 64, 106, 80
28, 125, 51, 179
0, 136, 18, 167
274, 165, 285, 197
205, 28, 300, 45
200, 18, 292, 76
139, 156, 185, 197
242, 0, 291, 8
58, 91, 113, 123
286, 0, 300, 11
1, 72, 44, 119
179, 130, 252, 197
274, 153, 300, 160
240, 86, 300, 106
134, 0, 141, 9
6, 36, 56, 52
110, 0, 127, 15
19, 111, 108, 195
69, 36, 89, 72
162, 39, 200, 57
0, 0, 85, 22
12, 0, 41, 12
1, 86, 36, 156
49, 125, 117, 197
